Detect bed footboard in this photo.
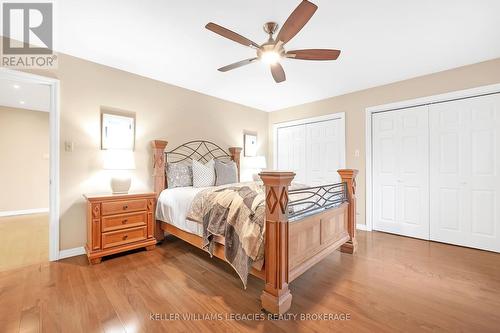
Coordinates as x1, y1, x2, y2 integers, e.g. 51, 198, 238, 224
288, 202, 350, 281
259, 169, 358, 314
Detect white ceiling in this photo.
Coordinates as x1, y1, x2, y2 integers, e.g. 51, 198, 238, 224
55, 0, 500, 111
0, 79, 51, 112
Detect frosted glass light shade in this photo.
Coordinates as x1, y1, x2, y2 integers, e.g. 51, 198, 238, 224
246, 156, 267, 169
103, 150, 136, 170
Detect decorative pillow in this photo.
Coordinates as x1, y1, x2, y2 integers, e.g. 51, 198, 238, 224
166, 162, 193, 188
192, 159, 216, 187
214, 159, 238, 186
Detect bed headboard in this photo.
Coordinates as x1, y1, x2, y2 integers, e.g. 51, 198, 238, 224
151, 140, 242, 197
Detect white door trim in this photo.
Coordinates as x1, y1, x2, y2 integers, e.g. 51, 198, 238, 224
365, 83, 500, 233
272, 112, 346, 169
0, 68, 61, 261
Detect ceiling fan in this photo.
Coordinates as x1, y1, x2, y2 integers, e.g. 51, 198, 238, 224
205, 0, 340, 83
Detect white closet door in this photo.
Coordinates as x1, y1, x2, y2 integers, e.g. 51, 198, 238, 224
430, 94, 500, 252
276, 125, 307, 183
373, 106, 429, 239
305, 119, 345, 185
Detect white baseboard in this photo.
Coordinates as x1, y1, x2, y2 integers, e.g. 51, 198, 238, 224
356, 223, 372, 231
0, 208, 49, 218
58, 246, 85, 260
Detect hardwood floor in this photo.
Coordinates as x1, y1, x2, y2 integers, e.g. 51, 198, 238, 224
0, 213, 48, 272
1, 231, 499, 332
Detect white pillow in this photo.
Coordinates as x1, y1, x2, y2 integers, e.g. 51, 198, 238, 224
192, 159, 215, 187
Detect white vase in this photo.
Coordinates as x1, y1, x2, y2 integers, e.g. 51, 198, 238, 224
110, 176, 131, 194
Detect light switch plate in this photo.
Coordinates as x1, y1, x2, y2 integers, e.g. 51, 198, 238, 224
64, 141, 74, 152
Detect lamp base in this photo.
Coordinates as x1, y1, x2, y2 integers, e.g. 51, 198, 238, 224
110, 176, 131, 194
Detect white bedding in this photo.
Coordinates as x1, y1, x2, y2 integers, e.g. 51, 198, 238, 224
156, 186, 207, 236
156, 181, 312, 237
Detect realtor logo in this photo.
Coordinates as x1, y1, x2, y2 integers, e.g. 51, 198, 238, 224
1, 2, 56, 68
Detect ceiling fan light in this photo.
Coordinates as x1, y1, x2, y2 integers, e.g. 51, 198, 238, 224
260, 51, 281, 65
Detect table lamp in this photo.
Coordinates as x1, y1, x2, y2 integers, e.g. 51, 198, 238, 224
103, 150, 136, 194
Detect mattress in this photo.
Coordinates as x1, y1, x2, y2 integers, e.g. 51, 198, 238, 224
156, 181, 316, 236
156, 186, 206, 236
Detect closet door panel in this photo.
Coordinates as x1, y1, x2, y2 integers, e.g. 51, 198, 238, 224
397, 107, 429, 239
276, 125, 307, 183
373, 112, 400, 233
430, 94, 500, 252
373, 106, 429, 239
306, 119, 344, 185
468, 96, 499, 250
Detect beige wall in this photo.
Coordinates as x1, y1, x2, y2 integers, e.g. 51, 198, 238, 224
0, 106, 49, 211
7, 37, 500, 248
268, 58, 500, 226
32, 54, 268, 250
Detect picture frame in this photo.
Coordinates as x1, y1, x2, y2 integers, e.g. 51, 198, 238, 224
101, 108, 136, 150
244, 132, 257, 157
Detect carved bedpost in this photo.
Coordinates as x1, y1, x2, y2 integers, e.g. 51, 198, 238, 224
338, 169, 359, 254
151, 140, 168, 196
151, 140, 168, 242
228, 147, 242, 181
259, 171, 295, 314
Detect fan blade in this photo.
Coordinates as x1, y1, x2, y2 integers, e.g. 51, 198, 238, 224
218, 58, 258, 72
276, 1, 318, 44
206, 22, 259, 48
287, 49, 341, 60
271, 63, 286, 83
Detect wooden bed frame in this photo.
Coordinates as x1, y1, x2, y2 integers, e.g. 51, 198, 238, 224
151, 140, 357, 314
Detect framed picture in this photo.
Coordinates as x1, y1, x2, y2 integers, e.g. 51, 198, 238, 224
101, 108, 136, 150
244, 132, 257, 157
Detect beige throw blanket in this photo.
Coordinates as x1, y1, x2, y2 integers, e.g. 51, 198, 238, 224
187, 182, 266, 288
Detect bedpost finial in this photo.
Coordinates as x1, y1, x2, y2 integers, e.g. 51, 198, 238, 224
337, 169, 358, 179
151, 140, 168, 150
228, 147, 242, 160
259, 171, 295, 186
338, 169, 358, 194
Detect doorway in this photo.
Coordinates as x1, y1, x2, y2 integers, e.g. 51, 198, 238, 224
0, 68, 60, 270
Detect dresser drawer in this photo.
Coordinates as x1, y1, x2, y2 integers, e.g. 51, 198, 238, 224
102, 211, 147, 232
102, 226, 147, 249
101, 199, 148, 216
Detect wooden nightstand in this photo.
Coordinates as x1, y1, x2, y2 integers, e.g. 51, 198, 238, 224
84, 192, 157, 264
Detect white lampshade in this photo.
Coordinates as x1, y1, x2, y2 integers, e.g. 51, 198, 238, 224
103, 150, 136, 170
245, 156, 267, 169
242, 156, 268, 182
255, 156, 267, 169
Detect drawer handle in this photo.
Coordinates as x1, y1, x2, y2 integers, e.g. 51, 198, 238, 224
122, 235, 128, 240
123, 205, 129, 210
122, 219, 128, 224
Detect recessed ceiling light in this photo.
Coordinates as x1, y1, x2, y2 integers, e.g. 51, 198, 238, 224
13, 84, 20, 89
19, 101, 25, 105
